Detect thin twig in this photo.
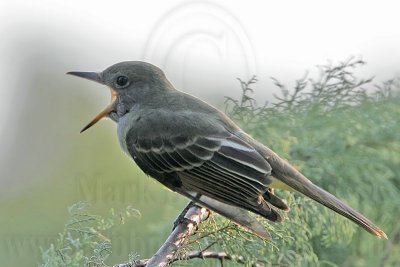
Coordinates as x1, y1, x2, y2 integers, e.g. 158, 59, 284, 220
185, 224, 234, 246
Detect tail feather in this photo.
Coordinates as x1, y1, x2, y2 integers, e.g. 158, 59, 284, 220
263, 188, 290, 211
251, 140, 387, 239
255, 200, 283, 222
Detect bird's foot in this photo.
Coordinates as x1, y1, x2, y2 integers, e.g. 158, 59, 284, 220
172, 217, 198, 231
172, 201, 195, 231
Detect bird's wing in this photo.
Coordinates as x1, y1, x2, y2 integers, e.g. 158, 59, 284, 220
123, 110, 283, 221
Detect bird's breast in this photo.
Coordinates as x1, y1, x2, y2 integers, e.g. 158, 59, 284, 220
117, 111, 140, 155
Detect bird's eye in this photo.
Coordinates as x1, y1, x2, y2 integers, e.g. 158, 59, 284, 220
116, 76, 129, 87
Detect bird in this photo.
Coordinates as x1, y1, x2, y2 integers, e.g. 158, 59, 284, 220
67, 61, 387, 240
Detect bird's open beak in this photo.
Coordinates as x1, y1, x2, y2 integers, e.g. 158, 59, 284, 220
67, 71, 117, 133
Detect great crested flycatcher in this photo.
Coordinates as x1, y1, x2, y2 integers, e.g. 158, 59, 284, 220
68, 61, 386, 239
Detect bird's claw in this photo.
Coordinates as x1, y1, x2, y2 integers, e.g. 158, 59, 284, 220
172, 216, 198, 231
172, 201, 196, 231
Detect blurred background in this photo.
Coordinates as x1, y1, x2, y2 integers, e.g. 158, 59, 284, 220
0, 0, 399, 266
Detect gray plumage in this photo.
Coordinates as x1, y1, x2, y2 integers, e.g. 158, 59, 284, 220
68, 61, 387, 239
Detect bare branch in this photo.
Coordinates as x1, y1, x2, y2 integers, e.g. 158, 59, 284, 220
113, 203, 210, 267
115, 250, 266, 267
145, 204, 209, 266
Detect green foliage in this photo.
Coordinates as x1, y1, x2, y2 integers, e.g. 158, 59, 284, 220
40, 202, 140, 267
40, 58, 400, 266
221, 58, 400, 266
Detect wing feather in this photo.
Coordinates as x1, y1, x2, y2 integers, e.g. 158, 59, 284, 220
203, 161, 263, 195
127, 130, 285, 220
175, 148, 203, 167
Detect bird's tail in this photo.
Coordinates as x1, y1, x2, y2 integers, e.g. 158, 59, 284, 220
253, 142, 387, 239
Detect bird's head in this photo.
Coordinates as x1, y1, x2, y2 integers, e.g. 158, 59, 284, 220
68, 61, 173, 132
